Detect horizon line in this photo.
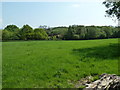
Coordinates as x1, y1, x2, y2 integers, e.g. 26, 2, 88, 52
0, 24, 117, 29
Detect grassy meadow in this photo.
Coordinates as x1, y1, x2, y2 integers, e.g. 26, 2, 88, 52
2, 38, 119, 88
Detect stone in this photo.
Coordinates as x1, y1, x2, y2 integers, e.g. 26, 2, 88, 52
85, 74, 120, 89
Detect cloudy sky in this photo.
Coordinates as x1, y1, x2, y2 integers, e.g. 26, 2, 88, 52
1, 0, 118, 28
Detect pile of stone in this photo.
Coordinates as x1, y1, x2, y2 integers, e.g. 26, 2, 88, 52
84, 73, 120, 90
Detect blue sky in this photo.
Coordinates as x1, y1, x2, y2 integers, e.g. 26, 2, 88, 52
1, 1, 118, 28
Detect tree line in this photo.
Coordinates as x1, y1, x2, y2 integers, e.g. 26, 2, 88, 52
1, 24, 120, 41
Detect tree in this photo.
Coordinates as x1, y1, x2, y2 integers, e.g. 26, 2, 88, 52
112, 26, 120, 38
64, 26, 74, 40
103, 0, 120, 40
98, 29, 107, 39
20, 24, 34, 40
2, 30, 14, 40
50, 27, 68, 39
4, 25, 20, 40
85, 26, 98, 39
76, 25, 86, 39
39, 25, 48, 29
2, 24, 120, 41
102, 26, 113, 38
4, 25, 20, 32
34, 28, 48, 40
103, 1, 120, 20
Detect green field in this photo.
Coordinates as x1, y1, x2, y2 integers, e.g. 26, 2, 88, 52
2, 39, 119, 88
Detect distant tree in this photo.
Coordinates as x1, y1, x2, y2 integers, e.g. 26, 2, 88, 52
20, 24, 34, 40
2, 24, 120, 41
64, 26, 74, 40
73, 34, 79, 39
3, 25, 20, 40
50, 27, 68, 39
34, 28, 48, 40
39, 25, 48, 29
45, 27, 52, 36
2, 30, 14, 40
112, 27, 119, 37
114, 26, 120, 37
102, 26, 113, 38
51, 36, 57, 40
117, 28, 120, 38
76, 25, 86, 39
4, 25, 20, 32
98, 29, 107, 39
85, 26, 98, 39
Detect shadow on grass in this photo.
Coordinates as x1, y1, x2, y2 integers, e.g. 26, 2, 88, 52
72, 43, 120, 60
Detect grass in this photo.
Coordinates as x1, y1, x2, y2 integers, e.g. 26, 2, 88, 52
2, 38, 119, 88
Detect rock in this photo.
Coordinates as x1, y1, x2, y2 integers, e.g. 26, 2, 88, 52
75, 75, 94, 88
84, 74, 120, 90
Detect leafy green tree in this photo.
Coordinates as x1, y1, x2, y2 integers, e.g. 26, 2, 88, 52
20, 24, 34, 40
64, 26, 74, 40
50, 27, 68, 39
103, 1, 120, 20
2, 30, 14, 40
76, 25, 86, 39
4, 25, 20, 40
51, 36, 57, 40
46, 27, 52, 36
85, 26, 98, 39
2, 24, 120, 41
102, 26, 113, 38
34, 28, 48, 40
73, 34, 79, 39
113, 27, 120, 38
4, 25, 19, 32
98, 29, 107, 39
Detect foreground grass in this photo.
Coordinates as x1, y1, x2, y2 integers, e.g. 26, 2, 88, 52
2, 38, 119, 88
